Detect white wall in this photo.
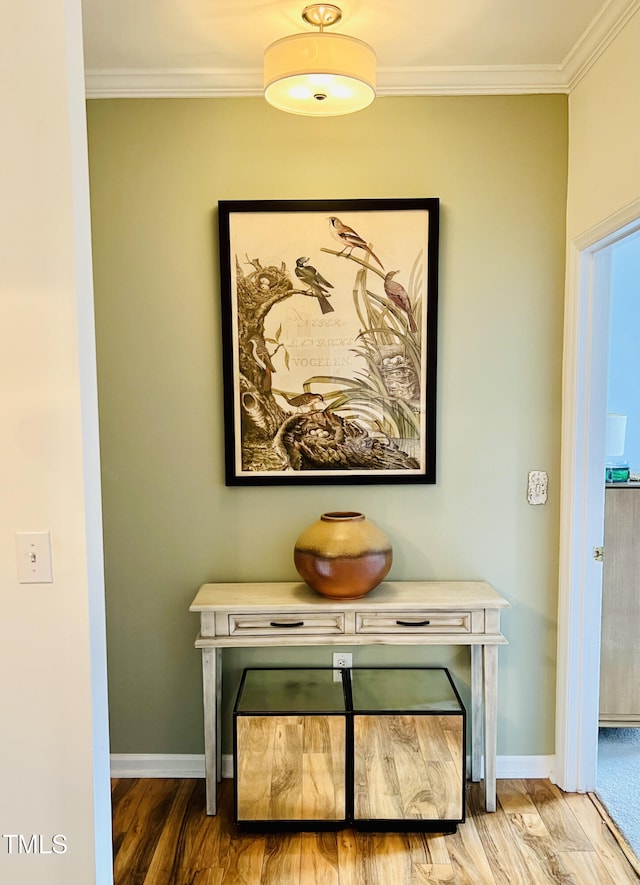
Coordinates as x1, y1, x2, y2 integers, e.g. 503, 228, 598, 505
567, 8, 640, 240
0, 1, 111, 883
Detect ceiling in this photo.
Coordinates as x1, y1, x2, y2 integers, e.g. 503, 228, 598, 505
81, 0, 637, 98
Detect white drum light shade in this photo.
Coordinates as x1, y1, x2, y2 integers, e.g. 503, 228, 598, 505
264, 32, 376, 116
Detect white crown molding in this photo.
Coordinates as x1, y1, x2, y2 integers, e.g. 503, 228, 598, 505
377, 66, 565, 96
84, 68, 262, 99
563, 0, 640, 91
84, 0, 638, 99
85, 64, 567, 98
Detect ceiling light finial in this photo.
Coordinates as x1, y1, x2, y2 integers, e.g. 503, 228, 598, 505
301, 4, 342, 30
264, 4, 376, 117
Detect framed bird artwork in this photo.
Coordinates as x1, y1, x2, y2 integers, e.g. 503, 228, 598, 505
218, 198, 439, 485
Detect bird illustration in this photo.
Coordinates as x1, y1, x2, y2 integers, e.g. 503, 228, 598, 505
281, 391, 325, 412
294, 257, 334, 314
249, 334, 276, 390
328, 216, 384, 269
383, 270, 417, 332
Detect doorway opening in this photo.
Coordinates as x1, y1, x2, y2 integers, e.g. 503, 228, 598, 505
555, 200, 640, 830
596, 229, 640, 856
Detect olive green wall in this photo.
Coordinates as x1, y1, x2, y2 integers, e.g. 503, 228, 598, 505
87, 94, 567, 757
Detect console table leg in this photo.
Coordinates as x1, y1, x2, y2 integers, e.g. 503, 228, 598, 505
202, 647, 219, 815
483, 644, 498, 812
470, 645, 483, 782
215, 647, 222, 783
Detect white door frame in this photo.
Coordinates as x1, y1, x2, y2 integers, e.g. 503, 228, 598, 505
556, 198, 640, 793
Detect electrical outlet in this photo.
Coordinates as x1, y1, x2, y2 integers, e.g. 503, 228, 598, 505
332, 652, 352, 681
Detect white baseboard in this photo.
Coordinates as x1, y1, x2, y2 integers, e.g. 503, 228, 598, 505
111, 753, 555, 781
467, 755, 554, 780
110, 754, 206, 778
497, 755, 555, 779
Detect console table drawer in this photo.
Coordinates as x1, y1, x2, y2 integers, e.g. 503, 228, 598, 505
356, 611, 471, 634
229, 612, 344, 636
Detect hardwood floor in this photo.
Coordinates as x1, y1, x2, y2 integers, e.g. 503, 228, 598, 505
111, 778, 640, 884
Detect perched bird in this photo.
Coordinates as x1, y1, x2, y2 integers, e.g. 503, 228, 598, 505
294, 257, 334, 314
328, 216, 384, 269
249, 334, 276, 390
383, 270, 417, 332
281, 391, 325, 412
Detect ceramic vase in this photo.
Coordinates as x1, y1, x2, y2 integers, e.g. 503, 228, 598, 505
293, 511, 392, 600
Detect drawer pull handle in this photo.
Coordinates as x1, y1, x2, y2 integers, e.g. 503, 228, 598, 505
270, 620, 304, 628
396, 619, 431, 627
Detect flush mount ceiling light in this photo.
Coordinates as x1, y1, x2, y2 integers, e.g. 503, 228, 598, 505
264, 4, 376, 117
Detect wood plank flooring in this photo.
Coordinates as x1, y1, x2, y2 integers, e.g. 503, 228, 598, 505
111, 778, 640, 884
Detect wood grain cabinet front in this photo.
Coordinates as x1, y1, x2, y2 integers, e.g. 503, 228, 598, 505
600, 485, 640, 726
233, 668, 348, 826
233, 666, 465, 832
351, 668, 465, 829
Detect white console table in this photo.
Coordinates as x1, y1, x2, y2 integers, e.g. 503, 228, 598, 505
190, 580, 509, 815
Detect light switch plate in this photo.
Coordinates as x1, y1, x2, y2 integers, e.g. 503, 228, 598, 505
527, 471, 548, 505
16, 531, 54, 583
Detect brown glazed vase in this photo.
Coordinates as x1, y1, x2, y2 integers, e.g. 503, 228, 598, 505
293, 511, 392, 600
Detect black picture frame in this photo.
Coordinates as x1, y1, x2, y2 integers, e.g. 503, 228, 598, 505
218, 198, 439, 486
